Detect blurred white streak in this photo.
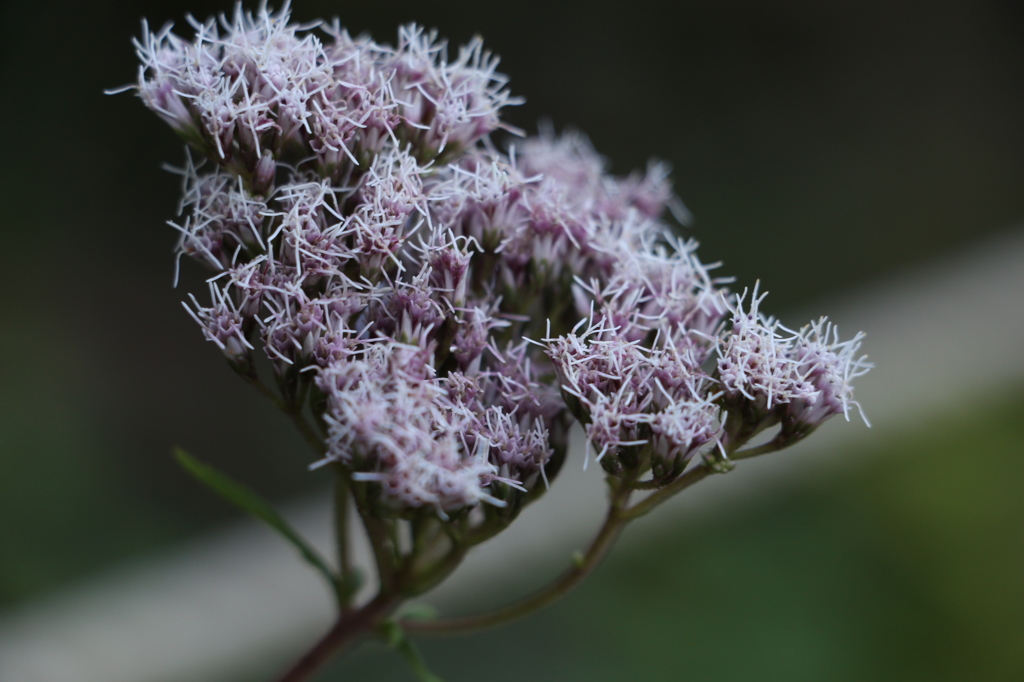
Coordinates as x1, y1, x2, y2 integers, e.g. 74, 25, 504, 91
1, 228, 1022, 681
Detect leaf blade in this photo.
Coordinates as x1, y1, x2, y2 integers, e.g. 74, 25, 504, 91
174, 448, 341, 600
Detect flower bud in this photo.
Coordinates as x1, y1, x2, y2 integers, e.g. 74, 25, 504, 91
252, 151, 277, 196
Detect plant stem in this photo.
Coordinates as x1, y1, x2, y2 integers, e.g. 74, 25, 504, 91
273, 593, 399, 682
408, 541, 470, 597
731, 437, 787, 460
400, 485, 631, 635
242, 371, 327, 457
243, 373, 288, 410
334, 472, 355, 611
355, 493, 397, 591
289, 408, 327, 456
622, 465, 712, 521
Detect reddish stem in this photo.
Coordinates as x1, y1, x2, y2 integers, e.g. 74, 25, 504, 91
273, 594, 398, 682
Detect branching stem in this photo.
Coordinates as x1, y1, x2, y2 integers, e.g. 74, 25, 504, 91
732, 437, 788, 460
401, 483, 632, 635
334, 473, 356, 611
273, 594, 399, 682
288, 408, 327, 456
623, 465, 713, 520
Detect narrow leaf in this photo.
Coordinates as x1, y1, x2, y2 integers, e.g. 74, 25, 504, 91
381, 621, 446, 682
397, 604, 438, 622
174, 448, 341, 600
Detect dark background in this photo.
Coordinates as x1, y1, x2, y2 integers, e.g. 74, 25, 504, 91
0, 0, 1022, 679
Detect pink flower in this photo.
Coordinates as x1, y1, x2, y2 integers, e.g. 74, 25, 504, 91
128, 3, 869, 513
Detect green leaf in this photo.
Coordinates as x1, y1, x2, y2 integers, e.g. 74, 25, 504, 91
174, 448, 342, 601
397, 603, 439, 622
381, 620, 446, 682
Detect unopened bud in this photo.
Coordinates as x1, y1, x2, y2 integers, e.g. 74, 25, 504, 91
253, 152, 276, 195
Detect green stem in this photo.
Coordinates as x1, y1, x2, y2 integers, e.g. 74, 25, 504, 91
731, 437, 787, 461
355, 494, 397, 591
334, 472, 356, 610
463, 516, 512, 548
407, 544, 469, 597
401, 484, 632, 635
243, 373, 287, 410
242, 371, 326, 456
288, 408, 327, 456
622, 465, 712, 521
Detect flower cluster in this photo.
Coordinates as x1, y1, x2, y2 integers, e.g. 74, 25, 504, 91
131, 4, 868, 515
134, 2, 517, 187
717, 286, 871, 439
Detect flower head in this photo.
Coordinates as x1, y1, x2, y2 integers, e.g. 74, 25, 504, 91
128, 3, 869, 514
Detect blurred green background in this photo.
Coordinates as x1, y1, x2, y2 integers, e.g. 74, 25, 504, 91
0, 0, 1021, 679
